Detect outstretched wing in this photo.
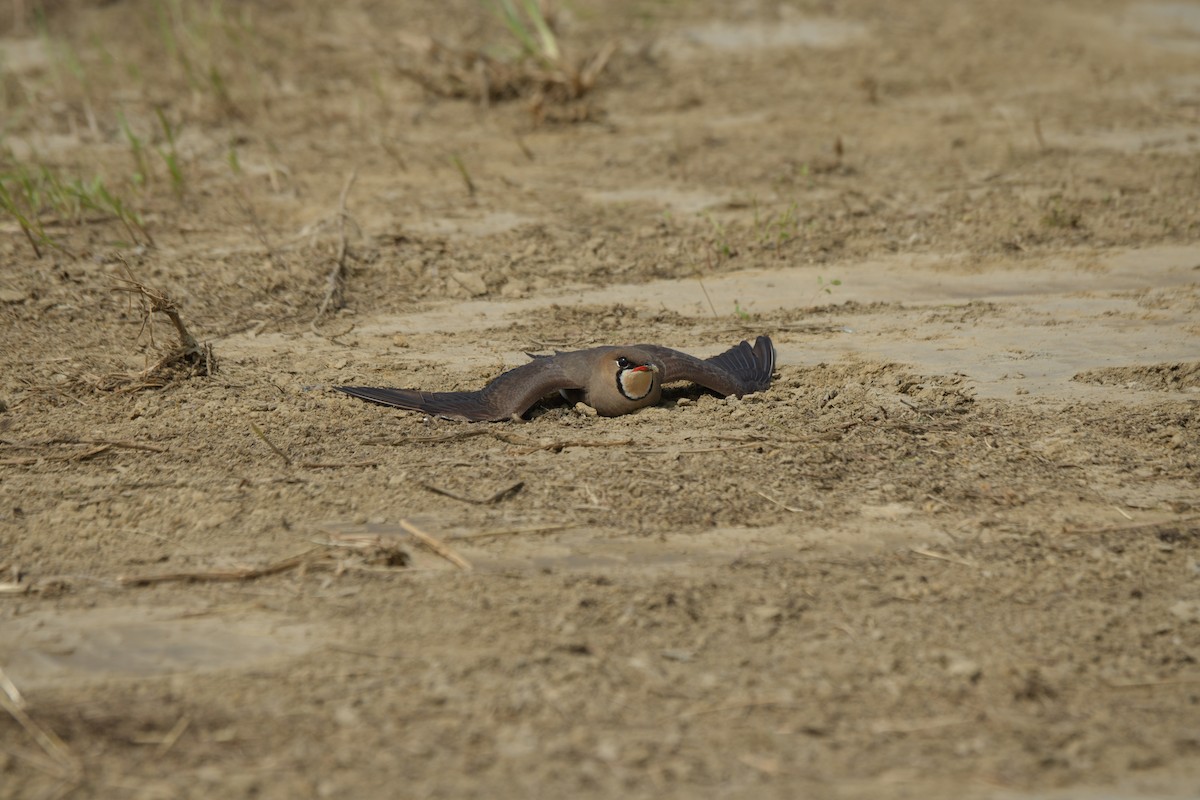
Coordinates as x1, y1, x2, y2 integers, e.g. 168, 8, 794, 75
634, 335, 775, 397
336, 357, 583, 422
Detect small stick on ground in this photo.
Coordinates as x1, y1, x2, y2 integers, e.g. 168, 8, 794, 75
679, 698, 806, 719
1102, 677, 1200, 690
418, 480, 524, 505
1, 437, 168, 456
909, 547, 977, 568
450, 524, 568, 541
250, 422, 292, 466
299, 460, 381, 469
234, 190, 284, 268
450, 154, 476, 197
868, 716, 971, 735
49, 438, 168, 453
1063, 515, 1200, 536
754, 489, 803, 513
489, 431, 633, 454
0, 445, 112, 466
370, 430, 631, 455
633, 442, 766, 455
369, 429, 495, 446
118, 548, 328, 586
158, 716, 191, 757
0, 666, 80, 780
313, 169, 358, 324
398, 518, 472, 571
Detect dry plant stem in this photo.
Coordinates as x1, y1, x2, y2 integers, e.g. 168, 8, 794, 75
299, 460, 381, 469
155, 716, 191, 758
392, 31, 613, 109
909, 547, 977, 568
17, 223, 42, 259
234, 191, 281, 266
754, 489, 802, 513
634, 442, 767, 455
450, 524, 568, 541
1063, 515, 1200, 536
118, 548, 329, 586
250, 422, 292, 466
371, 429, 495, 446
418, 479, 524, 505
398, 518, 472, 571
0, 666, 81, 779
680, 698, 806, 719
314, 169, 358, 323
375, 430, 631, 454
1, 445, 112, 466
1103, 677, 1200, 689
49, 437, 167, 452
1, 437, 167, 452
506, 437, 633, 455
121, 538, 417, 587
578, 42, 616, 90
111, 264, 214, 382
868, 716, 970, 735
483, 430, 633, 453
321, 528, 410, 550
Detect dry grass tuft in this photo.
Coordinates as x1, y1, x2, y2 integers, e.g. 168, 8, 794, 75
99, 264, 216, 390
390, 2, 614, 122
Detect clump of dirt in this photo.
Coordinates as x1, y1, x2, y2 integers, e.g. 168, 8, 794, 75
1074, 362, 1200, 391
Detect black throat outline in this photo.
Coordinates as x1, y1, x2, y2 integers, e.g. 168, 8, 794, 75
616, 366, 653, 401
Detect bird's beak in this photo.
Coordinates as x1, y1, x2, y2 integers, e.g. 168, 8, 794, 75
632, 364, 659, 373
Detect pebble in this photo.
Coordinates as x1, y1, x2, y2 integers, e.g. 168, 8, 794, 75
500, 279, 527, 299
946, 656, 982, 681
1169, 600, 1200, 624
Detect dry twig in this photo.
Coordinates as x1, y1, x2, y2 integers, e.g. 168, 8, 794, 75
106, 263, 215, 389
373, 429, 631, 455
418, 479, 524, 505
0, 437, 167, 453
0, 666, 81, 780
754, 489, 803, 513
0, 444, 112, 466
1063, 515, 1200, 536
250, 422, 292, 466
909, 547, 977, 568
299, 460, 381, 469
398, 518, 472, 571
449, 523, 568, 541
118, 548, 329, 586
313, 169, 358, 325
489, 431, 632, 454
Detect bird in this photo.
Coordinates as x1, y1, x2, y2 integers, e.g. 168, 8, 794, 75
335, 335, 775, 422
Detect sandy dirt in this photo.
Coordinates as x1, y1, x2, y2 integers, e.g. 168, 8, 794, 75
2, 1, 1199, 797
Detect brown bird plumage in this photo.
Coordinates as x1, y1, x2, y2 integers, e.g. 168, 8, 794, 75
335, 335, 776, 422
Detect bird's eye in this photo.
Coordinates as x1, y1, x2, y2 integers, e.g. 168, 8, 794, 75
616, 356, 631, 369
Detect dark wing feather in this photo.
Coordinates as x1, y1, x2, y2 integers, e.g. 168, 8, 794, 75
635, 335, 776, 397
336, 357, 583, 422
704, 335, 775, 392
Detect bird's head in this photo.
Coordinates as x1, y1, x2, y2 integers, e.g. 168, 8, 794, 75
613, 353, 660, 401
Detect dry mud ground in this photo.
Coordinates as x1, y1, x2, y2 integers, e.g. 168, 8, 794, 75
2, 1, 1200, 798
